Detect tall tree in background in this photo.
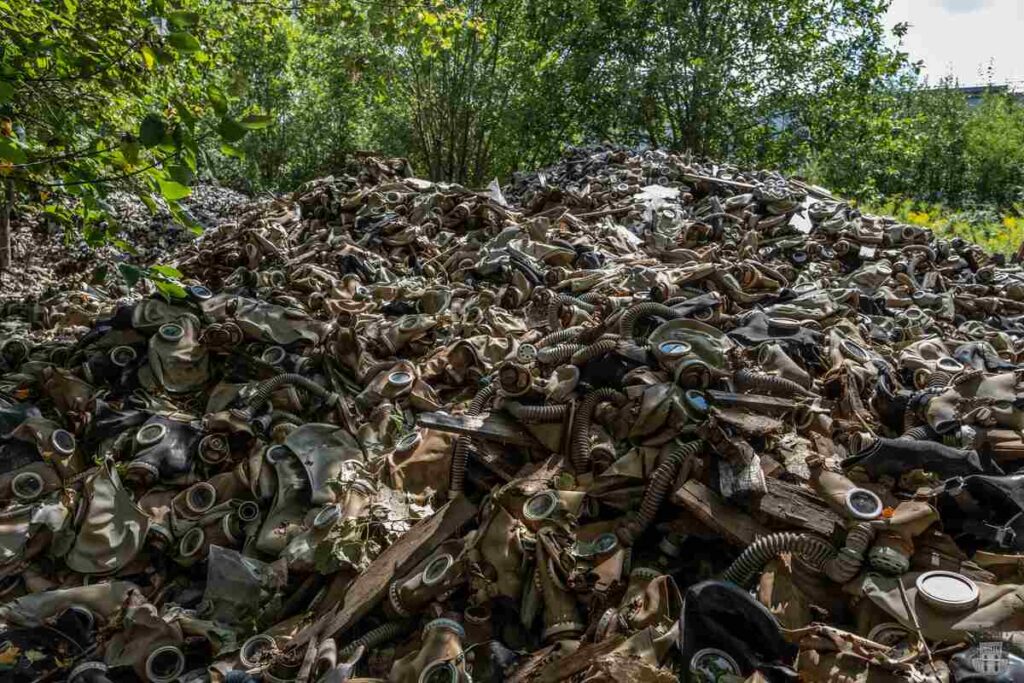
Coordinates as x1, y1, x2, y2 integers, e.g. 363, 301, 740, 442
600, 0, 908, 164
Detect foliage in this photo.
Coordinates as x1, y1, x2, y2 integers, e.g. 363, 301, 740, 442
859, 196, 1024, 255
6, 0, 1024, 260
0, 0, 279, 282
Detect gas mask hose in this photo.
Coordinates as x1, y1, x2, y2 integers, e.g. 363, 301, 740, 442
721, 532, 835, 586
448, 383, 498, 498
571, 388, 626, 474
618, 441, 703, 545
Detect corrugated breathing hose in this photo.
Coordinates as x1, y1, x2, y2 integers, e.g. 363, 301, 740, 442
734, 368, 814, 398
571, 388, 625, 474
337, 620, 413, 658
448, 383, 498, 498
244, 373, 343, 415
535, 326, 584, 349
720, 532, 836, 586
899, 425, 934, 440
537, 343, 586, 365
617, 441, 703, 545
504, 402, 569, 423
619, 302, 683, 340
548, 295, 596, 329
926, 370, 953, 390
570, 338, 618, 365
823, 523, 876, 584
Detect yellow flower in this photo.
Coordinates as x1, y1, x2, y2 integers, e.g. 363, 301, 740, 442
907, 211, 931, 226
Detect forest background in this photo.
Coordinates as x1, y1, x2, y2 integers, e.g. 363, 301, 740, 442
4, 0, 1024, 268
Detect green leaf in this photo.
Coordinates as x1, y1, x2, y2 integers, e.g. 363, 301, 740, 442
0, 81, 13, 105
167, 10, 199, 28
154, 280, 188, 300
157, 178, 191, 200
112, 239, 138, 255
207, 86, 228, 115
239, 113, 274, 130
217, 117, 248, 142
219, 143, 244, 159
174, 98, 196, 130
168, 204, 204, 235
139, 114, 166, 148
139, 193, 158, 214
0, 137, 26, 164
120, 138, 140, 165
118, 263, 144, 289
167, 32, 200, 53
140, 45, 156, 70
91, 264, 108, 284
167, 164, 193, 186
150, 264, 183, 279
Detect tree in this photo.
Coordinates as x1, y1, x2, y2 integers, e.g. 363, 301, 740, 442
0, 0, 272, 280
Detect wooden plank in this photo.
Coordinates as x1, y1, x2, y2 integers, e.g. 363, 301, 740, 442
416, 410, 542, 448
681, 173, 757, 191
291, 495, 477, 647
537, 635, 626, 683
671, 480, 767, 547
707, 390, 799, 415
756, 478, 842, 540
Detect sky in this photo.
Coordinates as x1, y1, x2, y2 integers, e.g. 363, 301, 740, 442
886, 0, 1024, 86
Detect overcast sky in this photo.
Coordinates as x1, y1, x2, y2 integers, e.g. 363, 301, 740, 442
886, 0, 1024, 85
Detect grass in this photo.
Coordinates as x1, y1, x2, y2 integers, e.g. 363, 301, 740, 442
855, 196, 1024, 255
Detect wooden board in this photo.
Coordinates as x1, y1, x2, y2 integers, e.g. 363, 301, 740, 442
416, 410, 542, 448
756, 478, 842, 540
671, 479, 767, 547
707, 390, 799, 415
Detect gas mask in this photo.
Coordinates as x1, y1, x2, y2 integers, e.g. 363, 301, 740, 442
469, 499, 526, 602
0, 497, 73, 575
65, 461, 150, 575
356, 361, 419, 409
284, 422, 364, 505
254, 444, 312, 556
126, 415, 201, 487
386, 429, 455, 496
377, 314, 437, 355
386, 539, 467, 618
141, 315, 209, 394
866, 500, 940, 576
41, 366, 94, 415
389, 618, 470, 683
201, 293, 328, 345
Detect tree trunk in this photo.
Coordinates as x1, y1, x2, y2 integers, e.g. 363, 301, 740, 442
0, 179, 12, 273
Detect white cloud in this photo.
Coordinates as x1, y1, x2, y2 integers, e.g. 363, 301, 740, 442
888, 0, 1024, 84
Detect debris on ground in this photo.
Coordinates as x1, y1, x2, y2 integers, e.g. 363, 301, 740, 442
0, 183, 248, 305
3, 146, 1024, 682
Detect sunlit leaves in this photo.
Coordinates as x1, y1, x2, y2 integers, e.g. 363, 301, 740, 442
150, 264, 183, 279
168, 32, 201, 53
207, 85, 228, 115
140, 45, 157, 69
167, 11, 200, 29
0, 137, 26, 164
156, 177, 191, 200
239, 113, 273, 129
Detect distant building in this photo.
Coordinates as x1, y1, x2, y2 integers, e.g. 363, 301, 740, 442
957, 83, 1024, 107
